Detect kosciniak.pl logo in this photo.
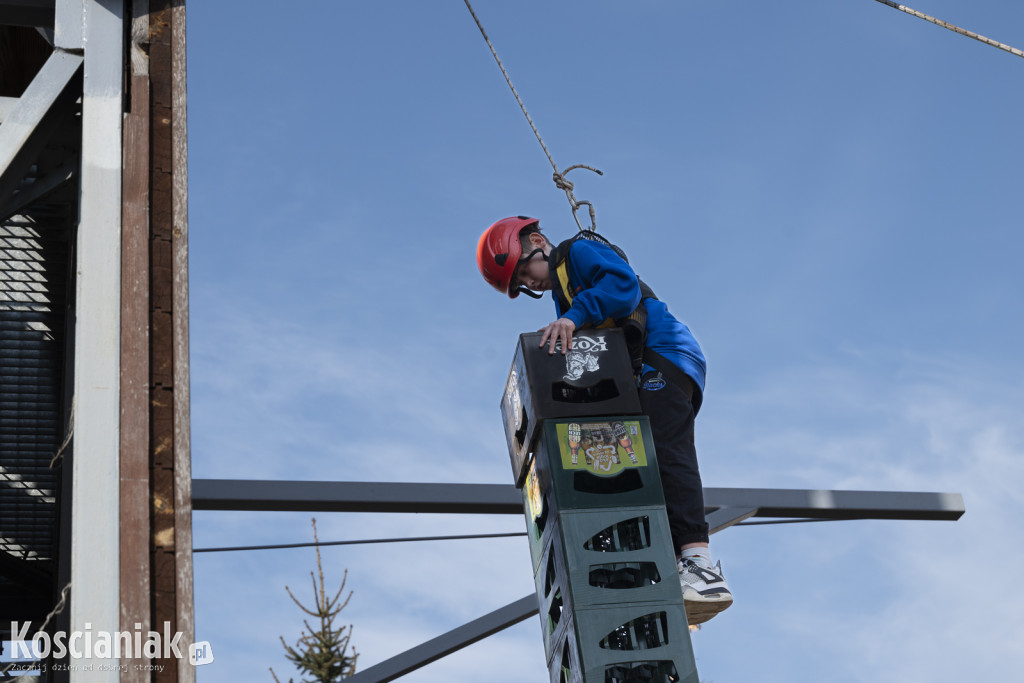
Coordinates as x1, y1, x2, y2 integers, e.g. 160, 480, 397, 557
8, 622, 212, 665
188, 641, 214, 666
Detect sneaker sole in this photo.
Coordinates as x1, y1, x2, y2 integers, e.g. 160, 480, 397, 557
683, 591, 733, 626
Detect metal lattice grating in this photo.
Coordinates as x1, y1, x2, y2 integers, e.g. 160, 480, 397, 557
0, 217, 66, 564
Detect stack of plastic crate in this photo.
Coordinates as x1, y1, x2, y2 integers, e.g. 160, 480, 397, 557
501, 330, 699, 683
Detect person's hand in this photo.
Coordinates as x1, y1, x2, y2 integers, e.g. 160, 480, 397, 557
539, 318, 576, 355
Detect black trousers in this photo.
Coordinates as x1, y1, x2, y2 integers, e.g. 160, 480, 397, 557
638, 369, 709, 550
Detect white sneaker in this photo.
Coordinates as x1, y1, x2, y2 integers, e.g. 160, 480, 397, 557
677, 558, 733, 626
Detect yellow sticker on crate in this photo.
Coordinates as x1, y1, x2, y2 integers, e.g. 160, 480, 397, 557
525, 460, 544, 526
556, 420, 647, 476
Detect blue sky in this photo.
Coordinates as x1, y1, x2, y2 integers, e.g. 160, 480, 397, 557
186, 2, 1024, 681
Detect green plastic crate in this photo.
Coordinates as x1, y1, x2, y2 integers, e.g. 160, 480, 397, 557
549, 603, 699, 683
532, 417, 667, 516
535, 509, 684, 612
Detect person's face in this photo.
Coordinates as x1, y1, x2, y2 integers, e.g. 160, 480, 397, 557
513, 245, 551, 293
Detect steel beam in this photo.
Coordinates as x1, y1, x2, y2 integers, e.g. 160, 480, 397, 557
69, 2, 123, 682
344, 596, 538, 683
705, 506, 758, 534
53, 0, 81, 50
192, 479, 965, 521
0, 49, 82, 213
0, 157, 75, 218
0, 96, 18, 122
191, 479, 524, 514
706, 487, 964, 521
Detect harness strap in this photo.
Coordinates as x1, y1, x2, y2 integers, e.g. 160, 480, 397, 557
550, 235, 655, 371
554, 257, 574, 312
549, 233, 702, 412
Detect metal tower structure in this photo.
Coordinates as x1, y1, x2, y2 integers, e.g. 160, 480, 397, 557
0, 2, 193, 681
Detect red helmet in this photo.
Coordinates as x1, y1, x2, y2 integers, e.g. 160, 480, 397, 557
477, 216, 539, 298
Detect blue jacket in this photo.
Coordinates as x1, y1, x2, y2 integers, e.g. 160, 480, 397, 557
552, 239, 707, 396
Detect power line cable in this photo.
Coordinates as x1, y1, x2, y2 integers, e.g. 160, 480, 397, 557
194, 518, 868, 553
873, 0, 1024, 59
193, 531, 528, 554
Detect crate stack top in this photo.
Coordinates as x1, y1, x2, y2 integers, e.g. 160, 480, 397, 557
500, 329, 642, 488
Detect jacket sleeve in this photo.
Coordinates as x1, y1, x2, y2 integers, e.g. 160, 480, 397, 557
561, 241, 642, 328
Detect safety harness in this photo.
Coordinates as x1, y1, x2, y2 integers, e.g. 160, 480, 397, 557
547, 231, 698, 396
546, 232, 654, 373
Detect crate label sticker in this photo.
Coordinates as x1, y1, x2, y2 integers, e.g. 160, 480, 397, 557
504, 369, 522, 430
525, 460, 544, 525
556, 420, 646, 476
563, 335, 608, 381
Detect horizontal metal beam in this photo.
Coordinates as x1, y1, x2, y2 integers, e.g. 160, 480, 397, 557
706, 487, 964, 522
344, 595, 537, 683
0, 157, 74, 218
191, 479, 523, 514
191, 479, 965, 521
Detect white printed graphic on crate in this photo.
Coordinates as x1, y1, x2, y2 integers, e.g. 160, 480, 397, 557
563, 335, 608, 381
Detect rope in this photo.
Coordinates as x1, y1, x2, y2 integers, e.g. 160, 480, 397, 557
49, 397, 74, 468
193, 531, 527, 554
463, 0, 604, 232
873, 0, 1024, 59
463, 0, 1021, 228
0, 583, 71, 679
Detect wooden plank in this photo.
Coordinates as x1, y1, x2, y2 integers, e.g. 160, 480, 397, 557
150, 103, 173, 172
151, 465, 175, 549
150, 171, 173, 234
146, 2, 194, 680
151, 237, 173, 310
151, 387, 173, 469
119, 3, 151, 683
169, 4, 196, 682
150, 309, 173, 386
151, 548, 178, 682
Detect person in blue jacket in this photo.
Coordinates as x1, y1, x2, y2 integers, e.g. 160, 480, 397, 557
477, 216, 732, 625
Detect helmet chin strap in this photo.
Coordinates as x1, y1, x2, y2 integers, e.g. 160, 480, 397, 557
517, 286, 544, 299
512, 247, 549, 299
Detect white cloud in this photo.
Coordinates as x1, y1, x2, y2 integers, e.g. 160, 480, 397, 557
689, 348, 1024, 682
